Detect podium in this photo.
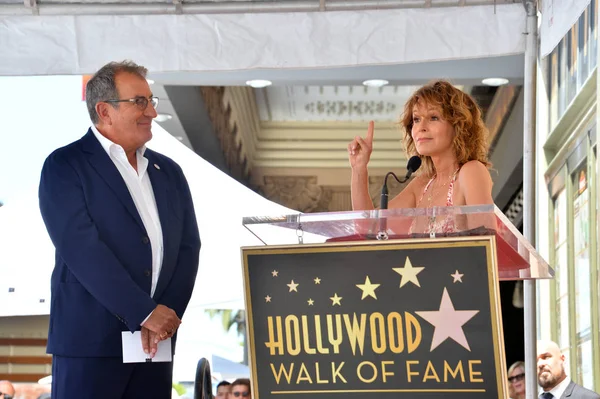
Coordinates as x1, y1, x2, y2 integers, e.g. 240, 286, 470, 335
240, 205, 553, 399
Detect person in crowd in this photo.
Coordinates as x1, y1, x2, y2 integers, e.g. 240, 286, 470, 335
216, 381, 232, 399
230, 378, 251, 399
38, 60, 201, 398
0, 380, 15, 399
537, 340, 600, 399
507, 361, 526, 399
348, 80, 493, 233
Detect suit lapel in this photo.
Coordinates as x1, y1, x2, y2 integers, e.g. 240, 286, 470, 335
563, 380, 575, 398
80, 130, 145, 231
146, 151, 173, 299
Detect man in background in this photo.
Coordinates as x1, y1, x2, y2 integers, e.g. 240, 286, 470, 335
537, 340, 600, 399
216, 381, 231, 399
0, 380, 15, 399
231, 379, 251, 399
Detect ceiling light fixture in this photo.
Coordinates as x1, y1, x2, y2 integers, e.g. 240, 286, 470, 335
155, 113, 173, 122
481, 77, 509, 86
363, 79, 389, 87
246, 79, 272, 88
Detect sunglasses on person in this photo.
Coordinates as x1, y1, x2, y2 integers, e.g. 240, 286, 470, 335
0, 392, 14, 399
508, 373, 525, 383
232, 391, 250, 397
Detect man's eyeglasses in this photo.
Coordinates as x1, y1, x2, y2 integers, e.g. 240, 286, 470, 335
104, 96, 159, 110
0, 392, 14, 399
508, 373, 525, 383
232, 392, 250, 397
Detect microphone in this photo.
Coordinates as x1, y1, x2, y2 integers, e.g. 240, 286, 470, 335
380, 156, 422, 210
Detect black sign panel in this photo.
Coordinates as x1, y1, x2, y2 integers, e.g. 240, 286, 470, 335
242, 237, 506, 399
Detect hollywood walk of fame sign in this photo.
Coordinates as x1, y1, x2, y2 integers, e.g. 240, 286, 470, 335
242, 237, 507, 399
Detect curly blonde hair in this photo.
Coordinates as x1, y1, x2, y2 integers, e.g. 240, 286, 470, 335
401, 80, 490, 178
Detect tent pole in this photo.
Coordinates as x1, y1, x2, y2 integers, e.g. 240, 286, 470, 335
522, 1, 538, 399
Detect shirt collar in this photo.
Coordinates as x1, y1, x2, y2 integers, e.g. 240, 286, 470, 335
90, 125, 147, 158
542, 375, 571, 399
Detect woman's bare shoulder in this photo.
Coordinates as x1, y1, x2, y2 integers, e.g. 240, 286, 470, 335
459, 160, 491, 181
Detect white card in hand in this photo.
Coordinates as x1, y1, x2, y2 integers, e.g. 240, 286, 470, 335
121, 331, 172, 363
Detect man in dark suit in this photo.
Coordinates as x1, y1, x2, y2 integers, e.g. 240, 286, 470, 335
537, 340, 600, 399
39, 60, 201, 398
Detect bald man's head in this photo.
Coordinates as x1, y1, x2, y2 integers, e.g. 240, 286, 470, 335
0, 380, 15, 398
537, 340, 567, 390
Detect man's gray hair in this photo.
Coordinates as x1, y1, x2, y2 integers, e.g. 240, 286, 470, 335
85, 60, 148, 124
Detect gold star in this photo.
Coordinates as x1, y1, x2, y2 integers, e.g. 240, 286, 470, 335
393, 257, 425, 288
356, 276, 380, 300
307, 298, 314, 306
287, 280, 299, 292
272, 270, 279, 277
330, 293, 342, 306
265, 295, 272, 302
314, 277, 321, 284
451, 270, 464, 283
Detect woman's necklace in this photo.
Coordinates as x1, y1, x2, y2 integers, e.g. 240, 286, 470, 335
426, 173, 453, 207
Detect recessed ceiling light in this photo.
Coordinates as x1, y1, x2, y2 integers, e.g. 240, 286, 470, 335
155, 113, 173, 122
363, 79, 389, 87
481, 77, 509, 86
146, 78, 155, 85
246, 79, 272, 88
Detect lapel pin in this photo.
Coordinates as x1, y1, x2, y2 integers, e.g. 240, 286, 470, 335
154, 164, 160, 170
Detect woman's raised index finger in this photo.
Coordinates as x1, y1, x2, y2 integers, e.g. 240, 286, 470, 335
366, 121, 375, 144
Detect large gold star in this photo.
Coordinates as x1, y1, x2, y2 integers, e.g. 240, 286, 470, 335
356, 276, 380, 300
287, 280, 299, 292
393, 257, 425, 288
330, 293, 342, 306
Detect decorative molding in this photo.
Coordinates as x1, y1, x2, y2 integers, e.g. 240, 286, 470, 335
222, 86, 261, 173
258, 174, 406, 212
199, 87, 251, 183
261, 176, 326, 213
485, 85, 521, 151
504, 188, 523, 227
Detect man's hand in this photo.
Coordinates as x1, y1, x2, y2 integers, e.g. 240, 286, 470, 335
141, 326, 159, 357
141, 304, 181, 342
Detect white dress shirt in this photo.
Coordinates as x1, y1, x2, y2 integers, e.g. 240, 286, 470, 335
540, 375, 571, 399
91, 126, 164, 298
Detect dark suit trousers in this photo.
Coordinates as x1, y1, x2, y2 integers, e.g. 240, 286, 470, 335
52, 355, 173, 399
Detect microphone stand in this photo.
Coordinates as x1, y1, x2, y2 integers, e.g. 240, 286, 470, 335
377, 171, 413, 240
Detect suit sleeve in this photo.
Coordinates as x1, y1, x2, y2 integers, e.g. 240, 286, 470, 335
158, 163, 201, 319
39, 151, 157, 330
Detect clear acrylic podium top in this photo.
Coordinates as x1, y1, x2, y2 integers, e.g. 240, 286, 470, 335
242, 204, 553, 281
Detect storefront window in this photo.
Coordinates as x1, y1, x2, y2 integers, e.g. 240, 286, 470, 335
572, 165, 593, 389
554, 189, 569, 350
547, 1, 597, 130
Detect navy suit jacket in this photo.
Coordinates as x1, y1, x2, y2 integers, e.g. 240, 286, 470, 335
39, 129, 201, 357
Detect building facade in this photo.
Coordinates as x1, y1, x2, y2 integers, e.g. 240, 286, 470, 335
537, 0, 600, 390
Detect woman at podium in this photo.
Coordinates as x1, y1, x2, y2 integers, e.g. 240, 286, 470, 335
347, 80, 494, 235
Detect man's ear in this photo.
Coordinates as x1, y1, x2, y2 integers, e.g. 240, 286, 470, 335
95, 102, 113, 125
